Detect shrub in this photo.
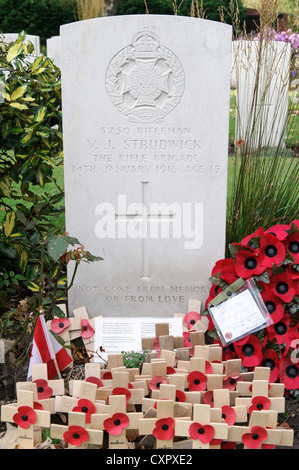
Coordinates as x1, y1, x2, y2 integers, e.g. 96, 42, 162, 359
0, 0, 75, 45
0, 33, 102, 373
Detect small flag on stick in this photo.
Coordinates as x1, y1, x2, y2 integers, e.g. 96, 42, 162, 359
27, 315, 72, 380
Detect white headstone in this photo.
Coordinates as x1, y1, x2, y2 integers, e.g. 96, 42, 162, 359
60, 15, 232, 318
46, 36, 61, 68
2, 33, 40, 56
233, 39, 291, 149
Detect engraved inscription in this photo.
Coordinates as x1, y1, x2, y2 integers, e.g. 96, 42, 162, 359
106, 31, 185, 123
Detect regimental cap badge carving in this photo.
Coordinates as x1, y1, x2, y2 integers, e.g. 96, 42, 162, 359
105, 30, 185, 124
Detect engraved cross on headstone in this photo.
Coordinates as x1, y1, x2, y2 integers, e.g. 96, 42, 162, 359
115, 181, 176, 279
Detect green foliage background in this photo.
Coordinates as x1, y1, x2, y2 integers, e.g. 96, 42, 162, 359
0, 0, 76, 44
117, 0, 247, 26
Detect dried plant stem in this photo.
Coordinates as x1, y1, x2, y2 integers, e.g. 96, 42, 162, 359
76, 0, 104, 20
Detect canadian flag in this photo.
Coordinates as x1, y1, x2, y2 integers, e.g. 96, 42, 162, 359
27, 315, 72, 380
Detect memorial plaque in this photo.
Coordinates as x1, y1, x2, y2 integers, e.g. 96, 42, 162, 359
60, 15, 232, 317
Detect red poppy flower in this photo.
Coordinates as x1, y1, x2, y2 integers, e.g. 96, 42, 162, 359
103, 371, 112, 380
235, 250, 265, 279
287, 263, 299, 280
203, 391, 214, 407
285, 232, 299, 263
259, 233, 286, 267
109, 387, 131, 406
189, 422, 215, 443
241, 227, 264, 250
248, 396, 271, 414
183, 331, 195, 347
210, 438, 223, 446
234, 335, 263, 368
242, 425, 268, 449
104, 412, 129, 435
167, 366, 176, 375
221, 406, 236, 425
72, 399, 96, 423
211, 258, 238, 285
279, 358, 299, 390
51, 317, 71, 334
290, 219, 299, 230
187, 371, 207, 391
261, 289, 284, 324
223, 374, 243, 391
149, 375, 167, 391
153, 337, 160, 352
267, 313, 293, 349
184, 311, 202, 330
34, 402, 43, 410
260, 348, 280, 383
175, 390, 186, 402
13, 406, 36, 429
269, 272, 296, 304
265, 224, 289, 241
86, 376, 104, 388
261, 443, 276, 449
153, 417, 175, 441
221, 441, 236, 449
205, 284, 222, 310
63, 425, 89, 447
289, 321, 299, 341
81, 319, 94, 339
237, 138, 244, 146
33, 379, 53, 399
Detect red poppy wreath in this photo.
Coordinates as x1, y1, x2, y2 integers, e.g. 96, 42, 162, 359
205, 220, 299, 393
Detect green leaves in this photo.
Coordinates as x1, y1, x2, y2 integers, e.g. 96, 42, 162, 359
6, 41, 23, 62
34, 106, 47, 124
3, 211, 16, 237
10, 84, 28, 101
48, 236, 68, 262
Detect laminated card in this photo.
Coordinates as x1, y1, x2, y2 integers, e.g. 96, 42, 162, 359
60, 15, 232, 317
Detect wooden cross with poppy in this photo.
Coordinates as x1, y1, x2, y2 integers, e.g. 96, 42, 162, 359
55, 381, 108, 426
182, 299, 209, 333
236, 365, 285, 398
142, 383, 192, 419
46, 304, 73, 365
235, 378, 286, 415
141, 322, 180, 357
174, 403, 228, 449
139, 399, 176, 449
226, 409, 294, 449
16, 363, 64, 414
48, 306, 97, 361
50, 410, 103, 449
1, 389, 51, 449
234, 367, 286, 414
211, 388, 248, 425
91, 367, 146, 407
90, 394, 143, 449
